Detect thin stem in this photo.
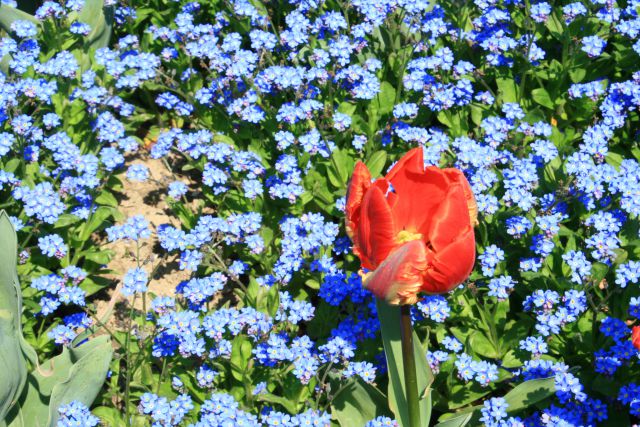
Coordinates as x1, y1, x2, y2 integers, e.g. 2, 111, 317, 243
156, 358, 168, 395
400, 305, 420, 427
124, 294, 137, 427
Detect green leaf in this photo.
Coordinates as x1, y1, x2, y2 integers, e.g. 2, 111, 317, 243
376, 300, 434, 427
502, 376, 556, 412
79, 206, 115, 241
371, 81, 396, 117
531, 88, 554, 109
469, 331, 499, 359
0, 5, 39, 33
95, 190, 119, 208
327, 149, 354, 190
545, 12, 564, 40
266, 285, 280, 318
496, 77, 518, 103
365, 150, 387, 178
330, 376, 390, 427
6, 336, 113, 426
257, 393, 298, 414
230, 336, 253, 381
436, 377, 555, 427
78, 0, 113, 51
91, 407, 125, 427
53, 214, 81, 229
590, 262, 609, 283
0, 211, 35, 420
435, 407, 480, 427
80, 248, 113, 265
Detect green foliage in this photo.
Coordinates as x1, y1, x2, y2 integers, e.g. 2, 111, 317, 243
435, 377, 556, 427
0, 211, 33, 421
377, 300, 435, 427
0, 0, 113, 74
329, 374, 391, 427
0, 211, 113, 427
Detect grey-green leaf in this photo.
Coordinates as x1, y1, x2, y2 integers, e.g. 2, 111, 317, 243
77, 0, 113, 51
6, 336, 113, 427
330, 375, 390, 427
376, 299, 434, 427
0, 211, 33, 420
0, 5, 39, 33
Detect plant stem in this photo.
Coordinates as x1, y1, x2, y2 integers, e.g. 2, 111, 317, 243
400, 305, 420, 427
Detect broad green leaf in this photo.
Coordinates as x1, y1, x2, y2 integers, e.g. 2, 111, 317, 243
376, 300, 434, 427
330, 375, 390, 427
78, 0, 113, 51
0, 5, 39, 33
80, 248, 113, 265
53, 214, 81, 229
79, 206, 116, 241
0, 211, 35, 420
337, 102, 357, 116
6, 336, 113, 426
545, 12, 564, 40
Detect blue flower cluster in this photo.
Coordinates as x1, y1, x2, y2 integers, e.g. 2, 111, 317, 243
2, 0, 640, 422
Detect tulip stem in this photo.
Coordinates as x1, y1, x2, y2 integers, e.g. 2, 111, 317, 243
400, 304, 420, 427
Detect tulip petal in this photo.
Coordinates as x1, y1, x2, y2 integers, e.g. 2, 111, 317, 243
387, 152, 449, 237
386, 147, 424, 182
345, 161, 372, 239
363, 240, 428, 305
444, 168, 478, 227
357, 184, 396, 267
428, 182, 473, 251
632, 326, 640, 351
422, 228, 476, 294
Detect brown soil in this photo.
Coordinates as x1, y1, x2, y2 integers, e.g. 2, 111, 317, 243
95, 153, 191, 322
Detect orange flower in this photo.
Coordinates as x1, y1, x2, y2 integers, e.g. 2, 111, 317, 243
346, 147, 477, 305
632, 326, 640, 351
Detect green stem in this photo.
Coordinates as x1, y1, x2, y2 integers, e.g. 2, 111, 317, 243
400, 305, 420, 427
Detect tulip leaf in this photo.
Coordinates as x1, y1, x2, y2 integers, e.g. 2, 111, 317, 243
78, 0, 114, 52
6, 335, 113, 427
0, 211, 36, 420
329, 374, 391, 427
0, 5, 39, 33
376, 299, 434, 427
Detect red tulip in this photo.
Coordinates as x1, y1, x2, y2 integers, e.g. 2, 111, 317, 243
632, 326, 640, 351
346, 147, 477, 305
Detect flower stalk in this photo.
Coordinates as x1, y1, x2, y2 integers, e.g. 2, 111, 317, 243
400, 305, 420, 427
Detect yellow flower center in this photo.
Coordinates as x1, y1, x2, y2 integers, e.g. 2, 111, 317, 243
395, 229, 423, 244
